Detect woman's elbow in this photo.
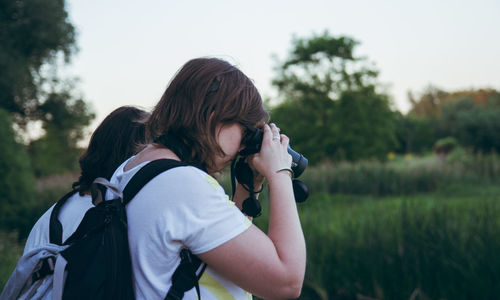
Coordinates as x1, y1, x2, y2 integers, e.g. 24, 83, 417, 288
255, 272, 304, 299
278, 274, 304, 299
285, 283, 303, 299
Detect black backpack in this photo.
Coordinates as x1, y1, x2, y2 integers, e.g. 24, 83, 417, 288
1, 159, 206, 300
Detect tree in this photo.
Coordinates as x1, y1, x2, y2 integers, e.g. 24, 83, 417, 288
0, 0, 76, 125
0, 109, 35, 234
407, 87, 500, 153
1, 0, 95, 176
28, 87, 95, 176
334, 88, 397, 161
407, 86, 449, 118
394, 113, 436, 154
408, 86, 500, 118
437, 97, 500, 153
271, 32, 397, 163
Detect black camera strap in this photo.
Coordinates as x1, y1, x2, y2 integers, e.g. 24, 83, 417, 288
230, 158, 262, 218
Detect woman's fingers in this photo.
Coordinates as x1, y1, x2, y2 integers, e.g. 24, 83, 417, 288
280, 134, 289, 147
250, 123, 293, 179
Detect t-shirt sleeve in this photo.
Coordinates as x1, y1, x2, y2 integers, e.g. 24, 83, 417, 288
158, 167, 252, 255
23, 205, 53, 254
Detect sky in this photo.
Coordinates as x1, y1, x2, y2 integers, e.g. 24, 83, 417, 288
64, 0, 500, 134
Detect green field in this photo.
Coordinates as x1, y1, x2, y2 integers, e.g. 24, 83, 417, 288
290, 184, 500, 299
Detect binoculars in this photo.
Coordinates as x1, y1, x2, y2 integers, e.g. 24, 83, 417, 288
232, 124, 309, 217
238, 125, 308, 177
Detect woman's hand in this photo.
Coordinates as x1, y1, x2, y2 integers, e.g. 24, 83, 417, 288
199, 123, 305, 299
248, 123, 292, 181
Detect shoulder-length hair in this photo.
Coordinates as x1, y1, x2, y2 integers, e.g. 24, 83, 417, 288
148, 57, 269, 170
74, 106, 150, 195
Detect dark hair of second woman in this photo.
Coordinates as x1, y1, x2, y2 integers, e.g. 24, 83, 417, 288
74, 106, 150, 195
148, 57, 269, 170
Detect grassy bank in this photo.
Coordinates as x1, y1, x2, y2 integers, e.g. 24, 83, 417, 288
288, 184, 500, 299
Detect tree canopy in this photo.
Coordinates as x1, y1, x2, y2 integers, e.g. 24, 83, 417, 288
0, 0, 77, 125
400, 87, 500, 154
1, 0, 94, 176
270, 32, 397, 163
29, 88, 94, 176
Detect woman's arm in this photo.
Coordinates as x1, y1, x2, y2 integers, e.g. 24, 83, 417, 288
198, 124, 306, 299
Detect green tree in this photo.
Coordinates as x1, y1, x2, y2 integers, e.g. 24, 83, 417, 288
29, 88, 94, 176
1, 0, 95, 175
394, 113, 436, 154
0, 109, 35, 234
271, 32, 396, 163
437, 97, 500, 153
0, 0, 76, 125
334, 88, 397, 160
407, 87, 500, 153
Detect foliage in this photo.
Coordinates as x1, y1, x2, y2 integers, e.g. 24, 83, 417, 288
248, 156, 500, 299
0, 172, 75, 291
0, 0, 76, 125
406, 87, 500, 154
1, 0, 95, 176
299, 186, 500, 299
394, 112, 436, 154
299, 153, 500, 196
333, 88, 397, 161
271, 31, 397, 163
408, 86, 500, 118
407, 85, 449, 118
437, 97, 500, 153
433, 137, 458, 154
0, 230, 24, 290
0, 109, 35, 235
28, 89, 94, 176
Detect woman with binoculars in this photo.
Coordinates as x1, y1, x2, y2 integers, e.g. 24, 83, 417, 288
111, 57, 306, 299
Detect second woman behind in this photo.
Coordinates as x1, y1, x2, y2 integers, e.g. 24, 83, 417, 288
24, 106, 150, 253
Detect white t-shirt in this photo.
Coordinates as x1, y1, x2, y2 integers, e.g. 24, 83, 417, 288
108, 158, 253, 300
23, 192, 93, 254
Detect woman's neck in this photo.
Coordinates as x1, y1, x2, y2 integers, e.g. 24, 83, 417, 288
124, 144, 180, 172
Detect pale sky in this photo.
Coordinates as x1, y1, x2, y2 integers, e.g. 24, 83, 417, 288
64, 0, 500, 134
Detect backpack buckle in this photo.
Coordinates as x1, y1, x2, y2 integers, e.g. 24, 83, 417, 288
31, 256, 56, 282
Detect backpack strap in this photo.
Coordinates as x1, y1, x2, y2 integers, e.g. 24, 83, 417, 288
122, 159, 207, 300
122, 159, 188, 205
48, 159, 185, 245
165, 249, 206, 300
49, 189, 79, 245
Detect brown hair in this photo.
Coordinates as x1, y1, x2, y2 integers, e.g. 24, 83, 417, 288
74, 106, 151, 195
148, 57, 269, 169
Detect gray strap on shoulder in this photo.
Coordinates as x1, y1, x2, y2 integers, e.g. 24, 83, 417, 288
52, 254, 68, 300
91, 177, 123, 205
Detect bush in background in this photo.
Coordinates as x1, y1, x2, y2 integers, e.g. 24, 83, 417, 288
301, 153, 500, 196
0, 109, 35, 237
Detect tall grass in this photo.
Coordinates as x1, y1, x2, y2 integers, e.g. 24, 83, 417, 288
296, 186, 500, 299
0, 231, 23, 290
249, 153, 500, 299
301, 153, 500, 196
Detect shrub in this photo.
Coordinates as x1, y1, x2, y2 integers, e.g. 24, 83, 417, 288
0, 109, 35, 237
301, 154, 500, 196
